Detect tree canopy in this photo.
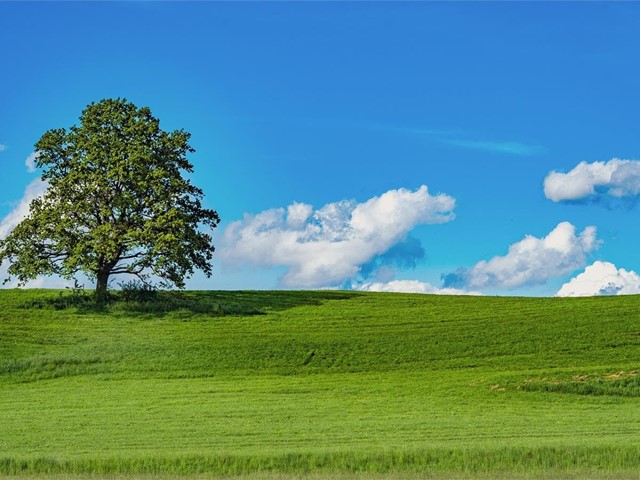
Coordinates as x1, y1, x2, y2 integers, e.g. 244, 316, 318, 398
0, 98, 220, 299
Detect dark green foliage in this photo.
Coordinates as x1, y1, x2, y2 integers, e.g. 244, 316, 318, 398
0, 99, 220, 299
117, 280, 158, 302
19, 288, 266, 316
521, 372, 640, 397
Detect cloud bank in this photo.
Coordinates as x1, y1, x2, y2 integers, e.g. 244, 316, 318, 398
544, 159, 640, 203
356, 279, 481, 296
556, 261, 640, 297
442, 222, 599, 291
219, 186, 456, 288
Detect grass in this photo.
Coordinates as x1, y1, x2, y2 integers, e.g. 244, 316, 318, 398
2, 290, 640, 478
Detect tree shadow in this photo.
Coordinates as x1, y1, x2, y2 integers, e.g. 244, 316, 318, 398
20, 289, 362, 317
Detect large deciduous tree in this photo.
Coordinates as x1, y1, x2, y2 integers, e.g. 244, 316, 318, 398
0, 98, 220, 300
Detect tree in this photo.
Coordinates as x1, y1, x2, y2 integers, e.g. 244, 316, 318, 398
0, 98, 220, 300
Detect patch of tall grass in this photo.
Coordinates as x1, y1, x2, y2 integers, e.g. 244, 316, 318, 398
521, 372, 640, 397
4, 446, 640, 475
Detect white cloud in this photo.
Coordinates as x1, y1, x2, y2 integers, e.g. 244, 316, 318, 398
0, 178, 73, 289
0, 178, 48, 238
356, 279, 481, 296
219, 185, 456, 288
544, 158, 640, 202
556, 261, 640, 297
25, 151, 40, 173
0, 144, 6, 152
286, 202, 313, 229
442, 222, 600, 290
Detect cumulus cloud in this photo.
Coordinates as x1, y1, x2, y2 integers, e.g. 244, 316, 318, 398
442, 222, 599, 291
219, 186, 456, 288
0, 178, 48, 239
25, 151, 40, 173
544, 158, 640, 203
556, 261, 640, 297
356, 279, 481, 296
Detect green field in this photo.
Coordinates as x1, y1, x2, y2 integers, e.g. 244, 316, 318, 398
2, 289, 640, 478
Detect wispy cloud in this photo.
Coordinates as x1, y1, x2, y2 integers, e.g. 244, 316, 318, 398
442, 222, 600, 291
365, 123, 545, 156
25, 151, 39, 173
0, 144, 6, 152
219, 186, 456, 289
441, 139, 545, 156
378, 125, 462, 137
224, 118, 545, 157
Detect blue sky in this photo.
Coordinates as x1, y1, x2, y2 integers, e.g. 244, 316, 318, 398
2, 1, 640, 296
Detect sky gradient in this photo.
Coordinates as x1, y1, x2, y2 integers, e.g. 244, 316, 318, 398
2, 1, 640, 296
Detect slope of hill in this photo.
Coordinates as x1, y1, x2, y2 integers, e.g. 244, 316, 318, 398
1, 289, 640, 478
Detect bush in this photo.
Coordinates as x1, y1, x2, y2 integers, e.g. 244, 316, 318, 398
117, 280, 157, 302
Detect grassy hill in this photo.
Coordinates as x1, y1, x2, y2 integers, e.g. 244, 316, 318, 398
2, 289, 640, 478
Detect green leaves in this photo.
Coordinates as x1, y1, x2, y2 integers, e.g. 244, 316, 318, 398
0, 98, 220, 293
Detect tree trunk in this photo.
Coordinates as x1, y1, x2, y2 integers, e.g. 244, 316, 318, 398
95, 271, 110, 303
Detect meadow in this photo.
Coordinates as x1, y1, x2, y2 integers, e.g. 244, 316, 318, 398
2, 289, 640, 478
